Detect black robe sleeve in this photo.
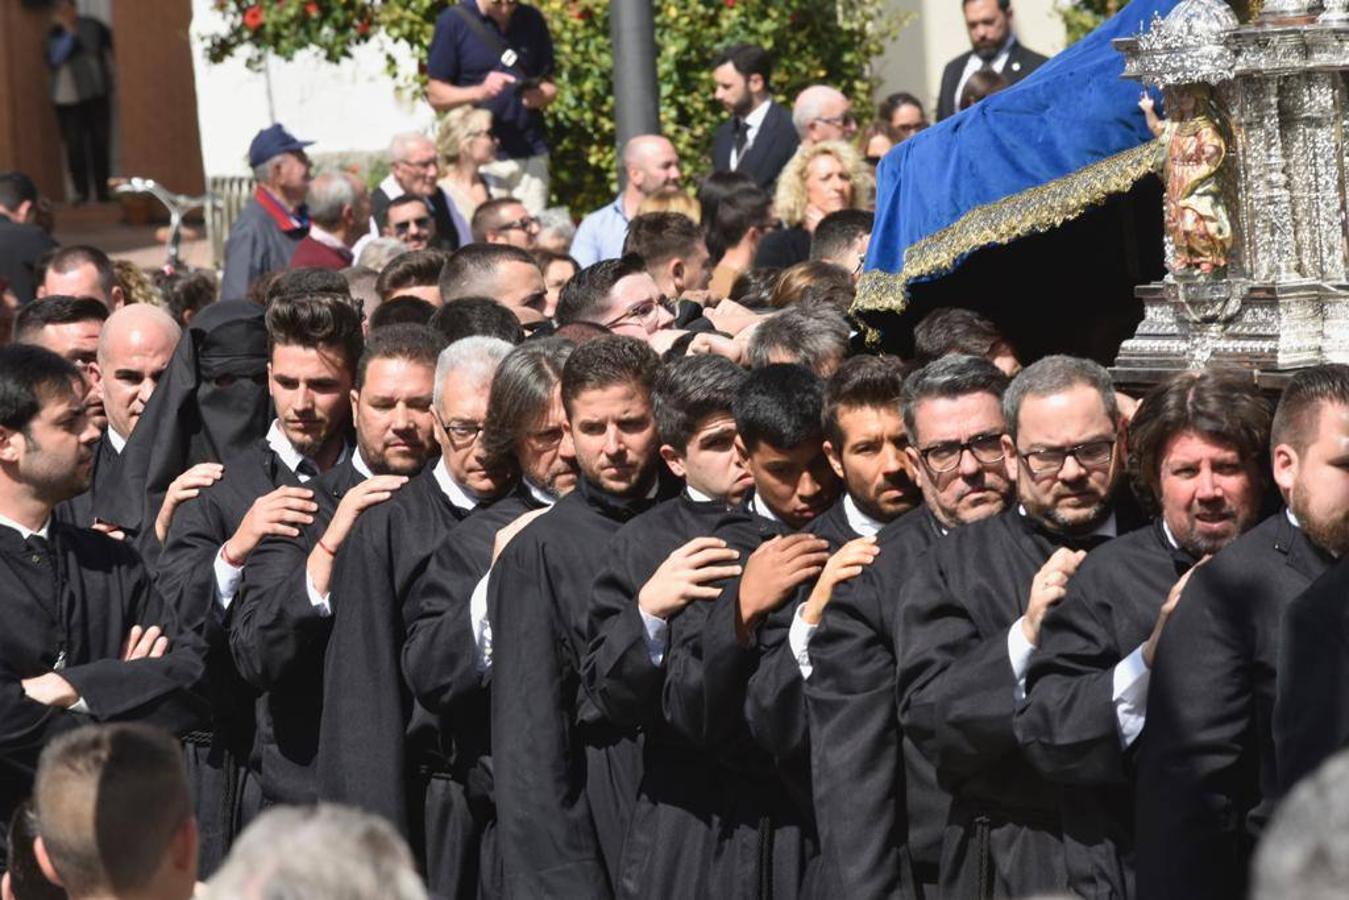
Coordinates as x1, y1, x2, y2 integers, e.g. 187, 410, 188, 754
583, 540, 665, 732
228, 531, 325, 691
744, 597, 810, 760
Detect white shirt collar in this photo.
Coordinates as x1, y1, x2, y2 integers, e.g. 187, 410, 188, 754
524, 478, 558, 507
433, 458, 480, 512
106, 427, 127, 454
685, 484, 715, 504
266, 419, 351, 482
1161, 518, 1180, 550
742, 97, 772, 130
749, 494, 780, 524
352, 450, 374, 479
843, 493, 886, 537
0, 510, 50, 540
1286, 506, 1301, 529
1017, 504, 1118, 539
307, 223, 348, 251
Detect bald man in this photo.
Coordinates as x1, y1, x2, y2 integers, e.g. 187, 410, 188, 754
792, 85, 858, 147
571, 134, 682, 267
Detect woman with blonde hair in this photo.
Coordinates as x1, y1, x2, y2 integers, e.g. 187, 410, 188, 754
756, 139, 869, 267
436, 105, 500, 223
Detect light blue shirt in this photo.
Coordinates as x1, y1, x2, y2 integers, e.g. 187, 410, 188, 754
570, 195, 630, 268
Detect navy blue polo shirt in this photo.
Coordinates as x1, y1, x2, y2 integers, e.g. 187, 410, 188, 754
427, 0, 555, 160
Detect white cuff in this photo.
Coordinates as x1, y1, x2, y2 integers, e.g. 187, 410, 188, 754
1112, 643, 1151, 750
470, 573, 492, 675
1009, 617, 1036, 703
213, 546, 244, 612
305, 570, 332, 618
69, 697, 89, 714
788, 603, 819, 681
637, 606, 669, 667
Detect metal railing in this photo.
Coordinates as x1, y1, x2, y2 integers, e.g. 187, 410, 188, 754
205, 176, 255, 269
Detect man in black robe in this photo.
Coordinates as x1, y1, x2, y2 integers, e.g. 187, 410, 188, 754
1137, 365, 1349, 899
806, 354, 1013, 898
0, 344, 205, 867
156, 295, 362, 873
1015, 370, 1270, 898
230, 324, 443, 809
317, 335, 516, 897
897, 355, 1134, 898
489, 336, 676, 897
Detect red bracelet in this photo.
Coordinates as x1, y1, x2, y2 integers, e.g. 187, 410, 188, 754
220, 543, 242, 568
317, 538, 337, 557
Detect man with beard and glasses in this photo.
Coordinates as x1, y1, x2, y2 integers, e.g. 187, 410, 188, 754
0, 345, 205, 868
1136, 365, 1349, 899
806, 354, 1012, 898
489, 337, 677, 896
709, 43, 798, 190
1016, 370, 1270, 897
230, 325, 443, 811
897, 355, 1136, 899
154, 295, 361, 874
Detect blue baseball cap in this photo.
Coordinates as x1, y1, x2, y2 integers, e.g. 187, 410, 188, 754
247, 124, 314, 168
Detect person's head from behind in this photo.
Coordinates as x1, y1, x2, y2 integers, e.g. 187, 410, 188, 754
623, 212, 710, 299
733, 363, 839, 528
383, 196, 436, 252
0, 171, 40, 225
429, 296, 525, 345
0, 345, 100, 508
266, 295, 363, 461
768, 260, 853, 310
480, 337, 578, 498
900, 354, 1012, 529
712, 43, 773, 118
959, 69, 1009, 110
810, 209, 873, 279
14, 297, 109, 432
152, 269, 216, 326
306, 171, 370, 246
912, 305, 1020, 375
4, 802, 67, 900
471, 197, 538, 249
38, 247, 123, 309
556, 254, 674, 343
963, 0, 1014, 59
356, 237, 407, 272
879, 91, 928, 142
433, 336, 514, 498
1002, 355, 1123, 537
368, 296, 436, 330
1271, 364, 1349, 557
341, 266, 381, 330
1252, 747, 1349, 900
1128, 370, 1269, 558
746, 302, 850, 378
701, 176, 771, 266
823, 355, 920, 524
774, 141, 864, 230
96, 305, 181, 443
265, 267, 352, 306
655, 355, 751, 505
533, 207, 576, 255
729, 267, 782, 310
635, 188, 701, 224
560, 336, 662, 498
792, 85, 857, 145
388, 132, 440, 198
440, 243, 547, 324
204, 804, 426, 900
531, 249, 578, 319
353, 324, 446, 476
622, 136, 682, 199
374, 248, 448, 306
32, 724, 196, 900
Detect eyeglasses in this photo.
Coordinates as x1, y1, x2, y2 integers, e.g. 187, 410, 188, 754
603, 297, 671, 330
438, 415, 484, 443
917, 431, 1006, 473
498, 215, 539, 233
392, 216, 432, 234
1019, 439, 1116, 478
815, 112, 857, 129
397, 157, 438, 171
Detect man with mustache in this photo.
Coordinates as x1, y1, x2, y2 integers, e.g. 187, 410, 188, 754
807, 354, 1013, 898
230, 324, 444, 810
1015, 370, 1270, 896
897, 355, 1136, 898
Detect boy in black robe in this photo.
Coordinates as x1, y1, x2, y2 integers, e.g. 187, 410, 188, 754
0, 344, 205, 866
896, 355, 1134, 899
156, 295, 360, 873
489, 336, 675, 897
1015, 371, 1269, 897
1138, 365, 1349, 899
317, 335, 516, 898
806, 354, 1013, 898
229, 325, 443, 809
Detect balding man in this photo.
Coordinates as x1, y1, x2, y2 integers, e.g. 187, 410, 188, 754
37, 245, 125, 308
368, 132, 470, 254
290, 172, 370, 270
570, 134, 682, 268
792, 85, 858, 147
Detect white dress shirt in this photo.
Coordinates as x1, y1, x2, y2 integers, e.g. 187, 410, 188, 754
729, 97, 772, 170
105, 427, 127, 454
954, 35, 1018, 112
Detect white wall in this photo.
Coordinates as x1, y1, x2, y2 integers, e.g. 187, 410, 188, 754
188, 0, 433, 176
873, 0, 1066, 115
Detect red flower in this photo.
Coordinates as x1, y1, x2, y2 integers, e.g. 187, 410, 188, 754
305, 0, 318, 14
356, 18, 371, 34
724, 0, 736, 6
243, 4, 264, 29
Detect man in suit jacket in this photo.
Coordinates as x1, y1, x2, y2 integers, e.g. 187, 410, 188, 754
936, 0, 1048, 121
709, 44, 799, 190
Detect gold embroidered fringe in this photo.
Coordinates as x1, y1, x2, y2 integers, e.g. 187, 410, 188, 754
852, 139, 1163, 324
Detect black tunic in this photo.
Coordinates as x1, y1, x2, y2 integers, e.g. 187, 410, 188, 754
805, 506, 945, 898
896, 506, 1123, 899
315, 464, 477, 897
1015, 520, 1198, 899
52, 432, 118, 528
1276, 554, 1349, 794
228, 457, 366, 806
1135, 511, 1329, 900
489, 475, 670, 898
156, 439, 305, 873
0, 522, 207, 865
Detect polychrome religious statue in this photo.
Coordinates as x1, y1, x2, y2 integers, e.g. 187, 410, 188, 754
1141, 85, 1234, 275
